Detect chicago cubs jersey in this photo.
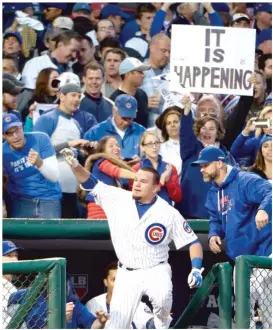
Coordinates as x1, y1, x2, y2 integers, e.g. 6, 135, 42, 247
89, 182, 197, 269
86, 293, 152, 329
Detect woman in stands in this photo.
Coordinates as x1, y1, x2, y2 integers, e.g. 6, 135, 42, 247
155, 106, 182, 180
79, 136, 137, 219
176, 95, 235, 219
231, 106, 272, 167
132, 131, 182, 205
23, 68, 60, 128
248, 134, 272, 181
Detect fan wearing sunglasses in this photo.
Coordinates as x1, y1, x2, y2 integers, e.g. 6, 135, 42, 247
174, 95, 236, 219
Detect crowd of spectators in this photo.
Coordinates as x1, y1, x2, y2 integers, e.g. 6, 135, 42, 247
2, 2, 272, 220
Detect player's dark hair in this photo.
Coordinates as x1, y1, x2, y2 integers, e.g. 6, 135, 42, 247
140, 167, 160, 185
104, 261, 118, 279
258, 53, 272, 71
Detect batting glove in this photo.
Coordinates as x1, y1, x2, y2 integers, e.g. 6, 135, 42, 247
60, 148, 79, 167
188, 267, 204, 289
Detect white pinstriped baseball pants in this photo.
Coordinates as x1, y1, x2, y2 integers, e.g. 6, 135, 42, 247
105, 263, 173, 329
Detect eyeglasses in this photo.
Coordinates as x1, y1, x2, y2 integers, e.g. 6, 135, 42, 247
98, 26, 115, 32
200, 113, 218, 119
143, 141, 161, 148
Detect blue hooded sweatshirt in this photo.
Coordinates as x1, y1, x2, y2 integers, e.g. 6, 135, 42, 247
206, 166, 272, 261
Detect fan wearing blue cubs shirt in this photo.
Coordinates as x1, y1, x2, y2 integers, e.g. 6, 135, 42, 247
3, 114, 62, 218
61, 148, 204, 329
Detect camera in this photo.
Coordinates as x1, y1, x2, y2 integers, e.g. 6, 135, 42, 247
253, 119, 272, 129
51, 79, 60, 88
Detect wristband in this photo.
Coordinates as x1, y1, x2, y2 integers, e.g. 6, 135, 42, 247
191, 257, 203, 270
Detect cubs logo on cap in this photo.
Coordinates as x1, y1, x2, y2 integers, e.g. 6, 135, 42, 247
145, 223, 167, 245
183, 221, 192, 234
125, 103, 132, 109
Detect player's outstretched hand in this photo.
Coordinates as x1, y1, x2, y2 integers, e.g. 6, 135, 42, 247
188, 267, 204, 289
60, 148, 79, 167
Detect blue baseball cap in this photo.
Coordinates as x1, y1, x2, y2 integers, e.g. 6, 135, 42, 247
254, 3, 272, 15
211, 3, 230, 13
115, 94, 138, 118
260, 134, 272, 148
3, 241, 23, 256
3, 31, 22, 45
191, 146, 226, 166
3, 113, 23, 134
119, 57, 151, 75
72, 3, 91, 14
101, 4, 130, 20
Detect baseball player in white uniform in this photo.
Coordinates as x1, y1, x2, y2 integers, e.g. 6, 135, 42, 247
61, 148, 204, 329
86, 261, 154, 329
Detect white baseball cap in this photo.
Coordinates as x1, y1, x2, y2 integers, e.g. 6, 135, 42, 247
53, 16, 74, 30
52, 72, 81, 89
119, 57, 151, 75
232, 13, 250, 23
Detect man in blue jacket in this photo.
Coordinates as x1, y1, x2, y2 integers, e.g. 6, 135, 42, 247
193, 146, 272, 328
84, 94, 145, 160
192, 146, 271, 260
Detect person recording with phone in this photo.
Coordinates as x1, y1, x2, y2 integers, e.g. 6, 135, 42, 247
230, 106, 272, 167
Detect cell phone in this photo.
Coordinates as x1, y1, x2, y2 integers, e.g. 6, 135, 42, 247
253, 119, 272, 129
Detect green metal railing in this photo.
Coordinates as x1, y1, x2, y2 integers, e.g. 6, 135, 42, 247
235, 255, 272, 329
173, 262, 233, 329
3, 258, 67, 329
3, 219, 210, 239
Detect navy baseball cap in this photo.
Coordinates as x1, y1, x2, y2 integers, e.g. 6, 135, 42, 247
211, 3, 230, 13
101, 4, 130, 19
115, 94, 138, 118
3, 241, 23, 256
3, 31, 22, 45
254, 3, 272, 15
3, 113, 23, 133
72, 3, 91, 13
191, 146, 226, 166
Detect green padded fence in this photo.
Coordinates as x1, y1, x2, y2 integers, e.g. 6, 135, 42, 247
3, 258, 67, 329
235, 255, 272, 329
173, 262, 233, 329
3, 219, 210, 239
